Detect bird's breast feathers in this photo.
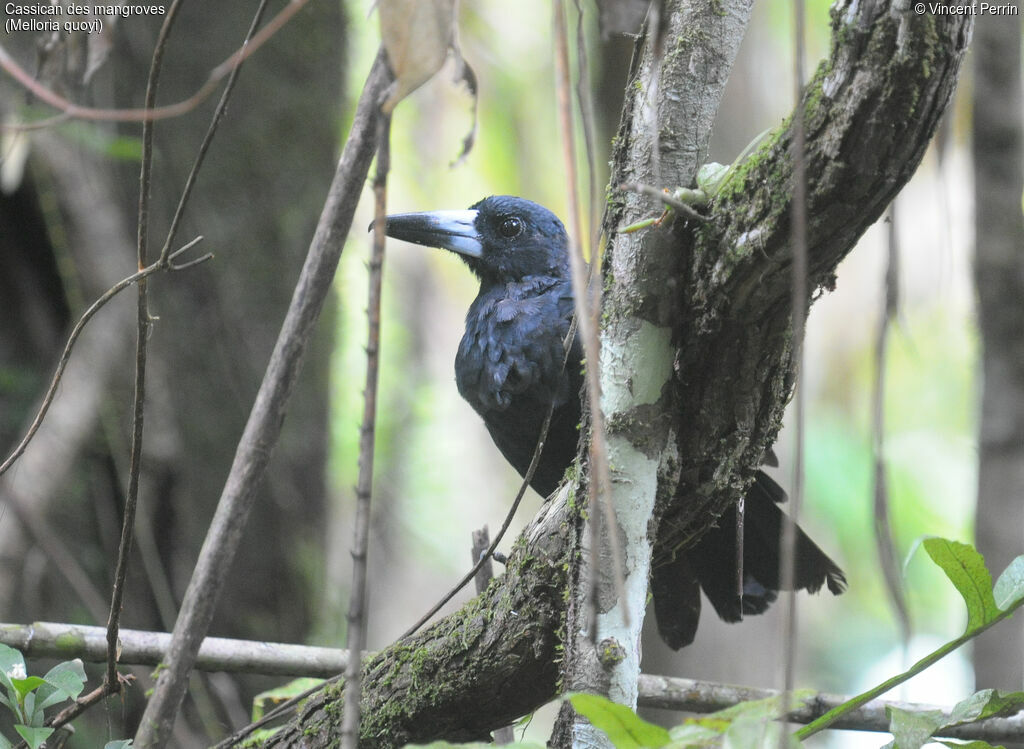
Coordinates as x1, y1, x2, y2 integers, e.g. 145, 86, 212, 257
455, 278, 572, 414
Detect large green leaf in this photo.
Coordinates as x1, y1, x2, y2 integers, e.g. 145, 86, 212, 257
923, 538, 1000, 631
13, 724, 53, 749
35, 659, 86, 711
8, 677, 45, 704
886, 705, 945, 749
569, 693, 671, 748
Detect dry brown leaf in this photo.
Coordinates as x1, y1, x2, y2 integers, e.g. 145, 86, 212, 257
379, 0, 457, 112
377, 0, 478, 163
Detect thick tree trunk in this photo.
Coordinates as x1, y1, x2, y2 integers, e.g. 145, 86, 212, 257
972, 10, 1024, 692
255, 2, 972, 745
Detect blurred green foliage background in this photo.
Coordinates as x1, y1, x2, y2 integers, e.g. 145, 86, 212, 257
325, 0, 982, 743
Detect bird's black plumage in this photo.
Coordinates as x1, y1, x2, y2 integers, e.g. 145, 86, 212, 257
384, 195, 845, 649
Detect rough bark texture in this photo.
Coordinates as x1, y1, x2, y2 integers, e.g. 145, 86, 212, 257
555, 2, 753, 745
971, 10, 1024, 692
255, 2, 972, 745
649, 0, 973, 564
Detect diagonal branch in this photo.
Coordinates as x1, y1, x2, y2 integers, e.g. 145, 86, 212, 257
653, 0, 973, 566
341, 113, 391, 749
132, 53, 392, 748
247, 3, 972, 746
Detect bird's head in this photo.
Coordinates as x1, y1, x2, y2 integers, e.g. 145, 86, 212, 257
381, 195, 569, 284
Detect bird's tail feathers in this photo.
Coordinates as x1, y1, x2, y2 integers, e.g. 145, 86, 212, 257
652, 470, 845, 650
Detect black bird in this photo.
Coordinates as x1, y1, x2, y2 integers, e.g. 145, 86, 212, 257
383, 195, 845, 649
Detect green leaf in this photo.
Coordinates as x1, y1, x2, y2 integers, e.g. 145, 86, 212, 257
993, 556, 1024, 611
887, 705, 945, 749
923, 538, 1001, 631
695, 163, 728, 196
22, 691, 39, 727
681, 691, 814, 744
13, 724, 53, 749
935, 741, 1005, 749
0, 730, 13, 749
569, 693, 671, 748
35, 659, 86, 710
251, 677, 323, 721
946, 689, 1024, 725
9, 676, 45, 703
104, 136, 143, 162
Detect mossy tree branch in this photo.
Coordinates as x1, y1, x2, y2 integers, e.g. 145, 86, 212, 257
651, 0, 972, 560
255, 2, 972, 746
262, 491, 574, 748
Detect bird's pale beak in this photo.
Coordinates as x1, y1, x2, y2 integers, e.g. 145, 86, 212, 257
380, 209, 483, 258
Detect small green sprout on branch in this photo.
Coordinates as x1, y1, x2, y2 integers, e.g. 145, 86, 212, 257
619, 129, 771, 233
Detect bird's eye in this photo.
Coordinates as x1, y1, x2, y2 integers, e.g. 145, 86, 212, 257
499, 216, 523, 238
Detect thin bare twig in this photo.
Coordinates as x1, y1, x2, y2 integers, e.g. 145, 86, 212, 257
106, 0, 270, 696
619, 181, 708, 222
873, 203, 911, 640
571, 0, 601, 254
0, 0, 311, 126
470, 527, 497, 594
340, 112, 391, 749
553, 0, 627, 634
779, 0, 808, 700
105, 0, 183, 694
132, 53, 392, 748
